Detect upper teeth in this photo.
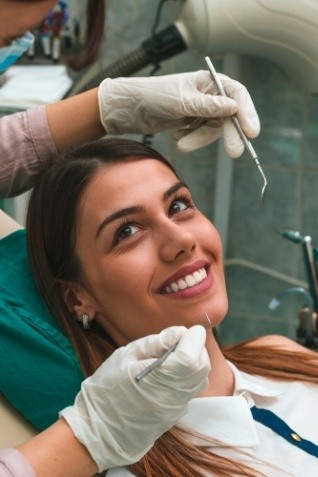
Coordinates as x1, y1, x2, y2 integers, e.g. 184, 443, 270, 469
163, 267, 207, 294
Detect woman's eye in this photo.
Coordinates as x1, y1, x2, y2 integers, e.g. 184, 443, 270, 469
169, 198, 189, 215
115, 224, 139, 243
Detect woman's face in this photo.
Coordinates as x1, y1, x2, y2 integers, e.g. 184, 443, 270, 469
0, 1, 56, 47
72, 158, 228, 346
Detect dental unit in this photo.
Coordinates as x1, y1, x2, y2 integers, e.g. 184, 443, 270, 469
269, 287, 315, 349
269, 229, 318, 350
69, 0, 318, 95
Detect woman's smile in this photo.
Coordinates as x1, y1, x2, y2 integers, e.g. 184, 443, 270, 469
158, 261, 213, 298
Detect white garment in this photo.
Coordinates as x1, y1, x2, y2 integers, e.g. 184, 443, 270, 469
0, 65, 72, 109
107, 361, 318, 476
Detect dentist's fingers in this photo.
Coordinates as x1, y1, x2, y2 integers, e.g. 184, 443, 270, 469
219, 73, 260, 138
128, 326, 187, 360
175, 122, 222, 153
156, 325, 210, 381
223, 117, 245, 158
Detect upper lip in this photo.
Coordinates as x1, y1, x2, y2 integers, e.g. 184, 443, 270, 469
158, 260, 209, 292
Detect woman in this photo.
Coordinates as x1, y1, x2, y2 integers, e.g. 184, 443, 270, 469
26, 138, 318, 476
0, 1, 260, 198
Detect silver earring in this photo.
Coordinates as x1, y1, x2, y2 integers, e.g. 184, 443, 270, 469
82, 313, 90, 330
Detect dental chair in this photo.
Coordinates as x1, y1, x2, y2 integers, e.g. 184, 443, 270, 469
0, 209, 37, 447
0, 208, 84, 448
0, 394, 37, 448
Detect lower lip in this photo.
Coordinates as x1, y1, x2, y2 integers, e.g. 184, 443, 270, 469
161, 269, 214, 299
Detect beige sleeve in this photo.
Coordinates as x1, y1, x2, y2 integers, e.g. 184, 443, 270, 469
0, 106, 58, 198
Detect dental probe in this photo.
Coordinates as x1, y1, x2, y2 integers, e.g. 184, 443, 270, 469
204, 56, 268, 207
135, 312, 211, 383
135, 343, 177, 382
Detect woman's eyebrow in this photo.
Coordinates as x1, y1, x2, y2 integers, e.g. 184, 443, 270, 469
96, 181, 189, 238
162, 181, 189, 201
96, 205, 145, 238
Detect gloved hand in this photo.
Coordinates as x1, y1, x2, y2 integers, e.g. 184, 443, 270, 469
98, 70, 260, 158
60, 325, 209, 472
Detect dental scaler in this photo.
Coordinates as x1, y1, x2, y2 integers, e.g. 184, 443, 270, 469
205, 56, 267, 207
135, 343, 178, 382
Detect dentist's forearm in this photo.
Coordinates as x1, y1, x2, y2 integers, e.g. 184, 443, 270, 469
45, 88, 105, 152
17, 418, 98, 477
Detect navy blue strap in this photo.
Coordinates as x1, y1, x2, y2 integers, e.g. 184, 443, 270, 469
251, 406, 318, 458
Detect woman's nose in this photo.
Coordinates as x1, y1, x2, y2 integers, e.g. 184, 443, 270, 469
158, 221, 196, 262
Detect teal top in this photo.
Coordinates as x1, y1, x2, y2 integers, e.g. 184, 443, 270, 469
0, 230, 84, 430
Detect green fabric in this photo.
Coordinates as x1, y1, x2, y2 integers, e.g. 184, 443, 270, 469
0, 230, 84, 430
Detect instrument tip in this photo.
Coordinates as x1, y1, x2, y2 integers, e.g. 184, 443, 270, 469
204, 311, 211, 325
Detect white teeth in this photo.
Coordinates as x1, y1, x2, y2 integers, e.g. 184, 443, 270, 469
178, 279, 187, 290
171, 282, 179, 292
185, 275, 196, 287
163, 267, 207, 294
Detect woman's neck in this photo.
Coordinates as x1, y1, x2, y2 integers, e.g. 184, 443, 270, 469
198, 327, 234, 397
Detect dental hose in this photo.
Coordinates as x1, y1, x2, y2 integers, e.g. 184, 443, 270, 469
66, 24, 187, 96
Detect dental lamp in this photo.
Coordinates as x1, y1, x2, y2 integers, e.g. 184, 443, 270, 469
68, 0, 318, 96
175, 0, 318, 93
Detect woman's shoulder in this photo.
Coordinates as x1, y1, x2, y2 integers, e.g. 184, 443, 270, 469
246, 334, 317, 355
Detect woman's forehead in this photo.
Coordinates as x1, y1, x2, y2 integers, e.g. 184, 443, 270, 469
90, 158, 177, 191
79, 158, 178, 213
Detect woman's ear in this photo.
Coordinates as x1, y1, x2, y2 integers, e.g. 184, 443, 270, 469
59, 281, 98, 323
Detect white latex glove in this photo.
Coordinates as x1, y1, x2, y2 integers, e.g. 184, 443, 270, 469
60, 325, 209, 472
98, 70, 260, 158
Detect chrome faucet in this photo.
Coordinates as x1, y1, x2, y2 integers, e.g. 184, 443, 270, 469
269, 229, 318, 349
269, 286, 317, 349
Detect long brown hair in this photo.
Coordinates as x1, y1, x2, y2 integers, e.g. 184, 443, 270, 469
26, 138, 318, 477
66, 0, 106, 70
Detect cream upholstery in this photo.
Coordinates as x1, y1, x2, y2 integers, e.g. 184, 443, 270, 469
0, 394, 37, 447
0, 209, 23, 239
0, 210, 37, 447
